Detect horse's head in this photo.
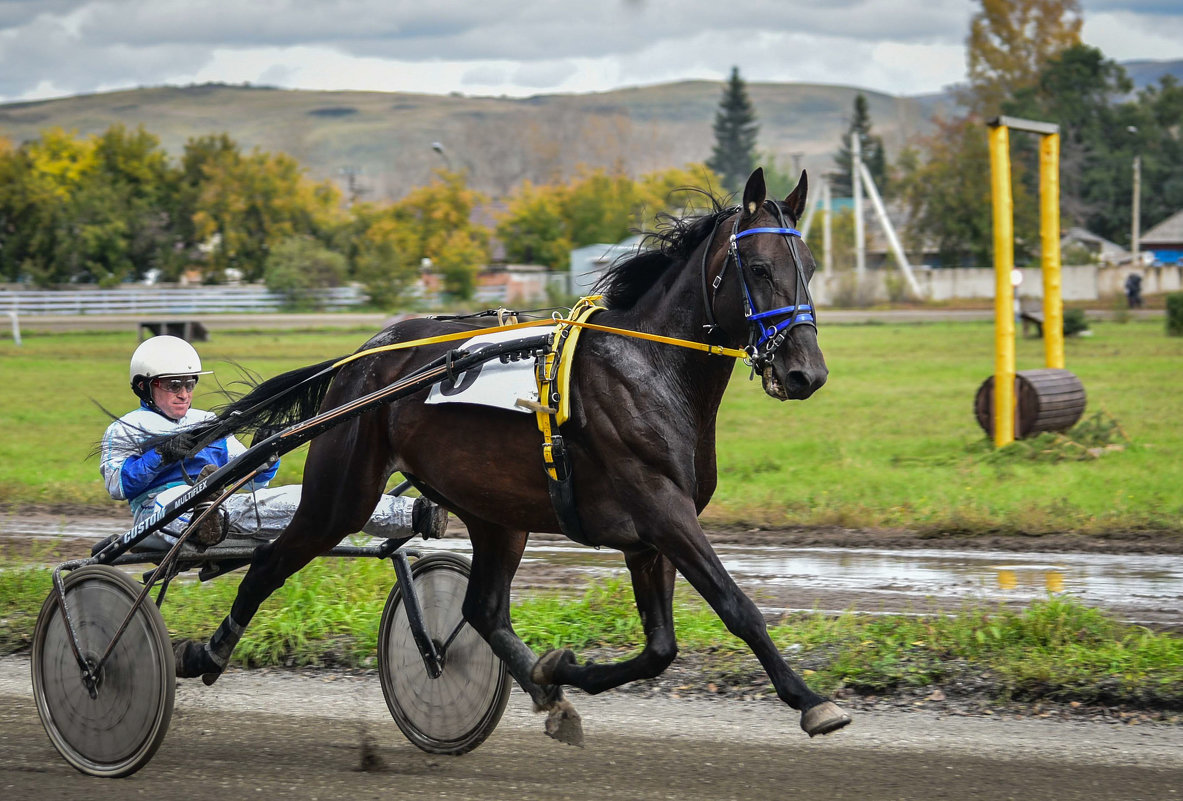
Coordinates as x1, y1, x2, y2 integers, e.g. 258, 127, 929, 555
707, 168, 827, 400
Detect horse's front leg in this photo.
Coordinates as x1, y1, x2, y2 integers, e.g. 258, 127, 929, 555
532, 547, 678, 693
641, 484, 851, 737
462, 519, 584, 746
175, 419, 387, 682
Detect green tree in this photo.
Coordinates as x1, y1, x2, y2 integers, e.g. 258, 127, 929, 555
831, 94, 888, 198
263, 235, 348, 310
496, 181, 572, 270
894, 115, 1038, 268
707, 67, 759, 194
0, 128, 165, 286
1000, 44, 1133, 238
89, 124, 181, 281
349, 208, 421, 307
1125, 76, 1183, 240
966, 0, 1083, 116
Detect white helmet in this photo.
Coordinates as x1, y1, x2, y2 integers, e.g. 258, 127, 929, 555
130, 335, 212, 399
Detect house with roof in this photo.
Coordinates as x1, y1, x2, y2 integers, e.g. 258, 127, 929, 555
1141, 209, 1183, 266
1060, 227, 1130, 265
566, 236, 645, 295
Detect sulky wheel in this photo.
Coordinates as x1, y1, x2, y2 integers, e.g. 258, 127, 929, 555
31, 565, 175, 778
377, 553, 510, 755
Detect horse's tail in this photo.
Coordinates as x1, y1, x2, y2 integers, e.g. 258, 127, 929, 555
149, 356, 343, 465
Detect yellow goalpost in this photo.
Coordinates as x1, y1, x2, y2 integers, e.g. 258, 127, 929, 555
986, 116, 1066, 447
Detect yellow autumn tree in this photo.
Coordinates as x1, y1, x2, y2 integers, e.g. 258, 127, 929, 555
966, 0, 1083, 116
392, 169, 489, 299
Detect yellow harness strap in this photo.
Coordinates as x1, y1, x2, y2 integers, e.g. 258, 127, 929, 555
535, 297, 605, 481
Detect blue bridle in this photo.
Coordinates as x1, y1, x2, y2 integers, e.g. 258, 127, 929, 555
702, 201, 818, 368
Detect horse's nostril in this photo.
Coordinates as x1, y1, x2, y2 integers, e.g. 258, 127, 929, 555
787, 369, 826, 396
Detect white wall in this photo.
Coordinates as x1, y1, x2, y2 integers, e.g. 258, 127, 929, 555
807, 263, 1183, 305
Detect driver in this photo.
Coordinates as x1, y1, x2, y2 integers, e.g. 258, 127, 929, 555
100, 335, 448, 550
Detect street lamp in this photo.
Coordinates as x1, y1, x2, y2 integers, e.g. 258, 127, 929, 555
430, 141, 453, 170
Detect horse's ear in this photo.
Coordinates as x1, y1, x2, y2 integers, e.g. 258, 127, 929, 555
742, 168, 766, 217
785, 170, 808, 224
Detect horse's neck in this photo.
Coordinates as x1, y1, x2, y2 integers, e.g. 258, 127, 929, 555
610, 254, 738, 426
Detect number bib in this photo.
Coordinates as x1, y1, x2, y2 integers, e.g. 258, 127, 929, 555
425, 327, 540, 414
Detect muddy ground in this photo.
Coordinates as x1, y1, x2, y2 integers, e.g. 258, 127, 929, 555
3, 655, 1181, 801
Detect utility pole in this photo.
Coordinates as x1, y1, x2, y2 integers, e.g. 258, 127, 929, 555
339, 165, 363, 207
852, 133, 865, 277
1131, 154, 1142, 262
822, 175, 833, 274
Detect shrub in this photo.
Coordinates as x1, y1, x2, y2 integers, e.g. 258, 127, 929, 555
1167, 292, 1183, 337
1062, 307, 1089, 337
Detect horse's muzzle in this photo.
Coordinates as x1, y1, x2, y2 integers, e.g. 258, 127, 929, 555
761, 364, 827, 401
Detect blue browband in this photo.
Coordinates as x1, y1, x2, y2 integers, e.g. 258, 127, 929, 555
729, 225, 815, 349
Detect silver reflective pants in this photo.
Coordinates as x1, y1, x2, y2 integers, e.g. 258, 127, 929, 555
138, 484, 417, 548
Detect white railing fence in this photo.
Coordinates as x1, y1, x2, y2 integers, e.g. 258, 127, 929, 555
0, 286, 367, 315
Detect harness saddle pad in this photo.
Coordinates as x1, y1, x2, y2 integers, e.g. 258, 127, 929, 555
423, 300, 604, 428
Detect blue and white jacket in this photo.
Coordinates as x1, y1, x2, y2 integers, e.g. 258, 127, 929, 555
100, 402, 280, 516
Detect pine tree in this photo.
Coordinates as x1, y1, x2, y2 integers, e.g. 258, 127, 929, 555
707, 67, 759, 193
831, 93, 887, 198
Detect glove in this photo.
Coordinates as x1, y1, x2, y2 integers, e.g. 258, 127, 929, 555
155, 429, 200, 463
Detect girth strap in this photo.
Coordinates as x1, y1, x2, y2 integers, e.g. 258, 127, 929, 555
534, 297, 605, 547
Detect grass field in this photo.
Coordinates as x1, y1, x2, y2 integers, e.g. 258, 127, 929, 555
0, 318, 1180, 534
2, 320, 1180, 706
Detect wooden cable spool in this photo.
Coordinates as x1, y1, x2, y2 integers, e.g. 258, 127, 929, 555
974, 368, 1086, 439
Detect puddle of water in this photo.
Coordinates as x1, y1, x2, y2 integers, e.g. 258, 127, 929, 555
5, 517, 1182, 625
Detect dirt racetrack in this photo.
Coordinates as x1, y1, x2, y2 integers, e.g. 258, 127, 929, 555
2, 656, 1181, 801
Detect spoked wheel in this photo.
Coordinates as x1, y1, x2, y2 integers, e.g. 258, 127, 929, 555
31, 565, 175, 778
378, 553, 510, 755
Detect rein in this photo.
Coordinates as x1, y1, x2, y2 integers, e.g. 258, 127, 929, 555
330, 311, 748, 371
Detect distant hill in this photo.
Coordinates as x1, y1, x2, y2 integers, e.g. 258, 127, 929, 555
0, 81, 932, 201
1121, 59, 1183, 91
1, 59, 1174, 202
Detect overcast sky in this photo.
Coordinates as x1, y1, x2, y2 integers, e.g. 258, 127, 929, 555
0, 0, 1180, 104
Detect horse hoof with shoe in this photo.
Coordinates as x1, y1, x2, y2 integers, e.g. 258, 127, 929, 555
801, 701, 852, 737
542, 699, 584, 747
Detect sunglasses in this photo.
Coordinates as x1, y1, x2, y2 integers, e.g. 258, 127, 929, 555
154, 377, 198, 394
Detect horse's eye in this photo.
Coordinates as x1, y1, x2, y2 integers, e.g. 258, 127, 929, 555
750, 264, 770, 278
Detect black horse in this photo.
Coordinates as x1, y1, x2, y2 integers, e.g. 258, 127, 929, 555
163, 168, 850, 743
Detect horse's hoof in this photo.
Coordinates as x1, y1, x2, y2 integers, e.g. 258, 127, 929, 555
172, 638, 222, 680
531, 648, 575, 685
544, 699, 584, 748
801, 701, 852, 737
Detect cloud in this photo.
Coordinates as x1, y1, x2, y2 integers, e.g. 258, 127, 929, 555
0, 0, 1176, 103
0, 11, 210, 99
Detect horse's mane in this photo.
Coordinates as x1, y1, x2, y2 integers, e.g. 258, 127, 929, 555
594, 191, 733, 310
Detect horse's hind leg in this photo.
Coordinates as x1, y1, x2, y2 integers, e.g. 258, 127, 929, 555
461, 519, 583, 746
532, 547, 678, 694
